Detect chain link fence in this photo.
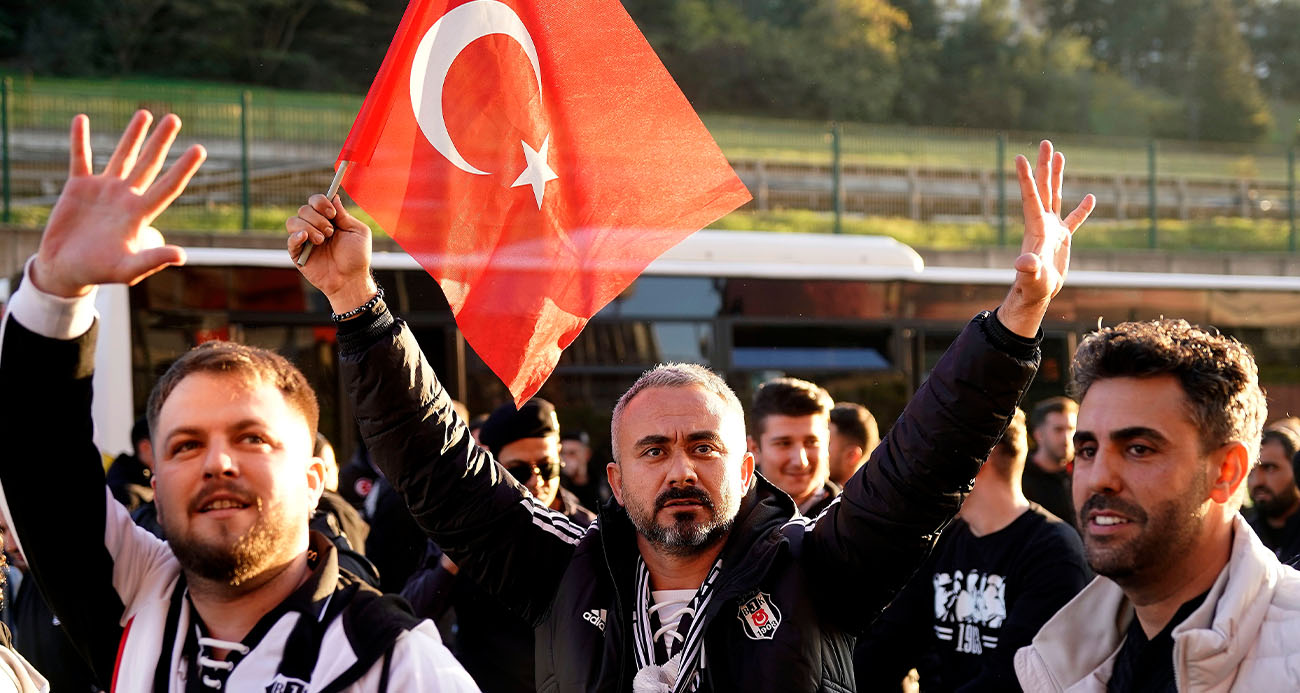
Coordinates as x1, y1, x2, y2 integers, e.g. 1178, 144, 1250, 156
3, 79, 1298, 249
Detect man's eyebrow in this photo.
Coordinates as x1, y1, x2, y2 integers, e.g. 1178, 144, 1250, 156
1110, 426, 1171, 446
633, 434, 671, 448
162, 426, 204, 444
1073, 431, 1096, 445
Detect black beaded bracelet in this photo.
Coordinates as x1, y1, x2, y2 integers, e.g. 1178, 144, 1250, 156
330, 285, 384, 323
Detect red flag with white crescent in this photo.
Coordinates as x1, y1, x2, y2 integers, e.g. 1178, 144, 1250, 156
338, 0, 750, 404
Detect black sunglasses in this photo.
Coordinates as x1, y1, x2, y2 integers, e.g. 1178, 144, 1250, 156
505, 460, 563, 484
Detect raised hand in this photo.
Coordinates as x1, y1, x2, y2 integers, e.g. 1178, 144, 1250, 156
998, 140, 1096, 338
286, 194, 377, 315
30, 111, 207, 298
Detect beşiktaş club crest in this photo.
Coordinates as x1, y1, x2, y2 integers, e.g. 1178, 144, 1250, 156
265, 676, 309, 693
737, 590, 782, 640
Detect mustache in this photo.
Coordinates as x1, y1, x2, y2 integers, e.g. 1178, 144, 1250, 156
654, 486, 714, 512
188, 481, 258, 514
1079, 494, 1147, 522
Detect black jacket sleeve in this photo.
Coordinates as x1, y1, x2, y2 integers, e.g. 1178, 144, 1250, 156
800, 311, 1040, 632
340, 305, 583, 625
0, 316, 124, 687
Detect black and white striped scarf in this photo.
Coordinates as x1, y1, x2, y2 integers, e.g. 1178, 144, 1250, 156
631, 557, 723, 693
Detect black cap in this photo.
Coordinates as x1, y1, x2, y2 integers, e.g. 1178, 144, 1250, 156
479, 399, 559, 456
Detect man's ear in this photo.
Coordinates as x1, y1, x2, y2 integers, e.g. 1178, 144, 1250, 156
138, 439, 155, 472
1209, 441, 1250, 504
607, 462, 625, 506
747, 435, 759, 454
306, 456, 327, 511
741, 451, 756, 492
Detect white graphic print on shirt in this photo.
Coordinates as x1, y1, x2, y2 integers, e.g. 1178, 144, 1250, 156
932, 570, 1006, 654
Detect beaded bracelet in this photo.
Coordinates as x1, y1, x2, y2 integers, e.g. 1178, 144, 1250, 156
330, 285, 384, 323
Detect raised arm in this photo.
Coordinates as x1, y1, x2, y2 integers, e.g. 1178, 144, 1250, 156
287, 196, 584, 623
0, 112, 205, 684
801, 141, 1095, 628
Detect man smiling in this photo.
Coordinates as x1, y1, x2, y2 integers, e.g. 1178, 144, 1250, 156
0, 113, 475, 691
287, 139, 1094, 691
1015, 320, 1300, 692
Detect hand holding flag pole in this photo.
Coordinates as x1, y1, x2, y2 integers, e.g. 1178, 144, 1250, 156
292, 0, 750, 404
295, 161, 350, 267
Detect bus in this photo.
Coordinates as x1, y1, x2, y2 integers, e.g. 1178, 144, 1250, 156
77, 230, 1300, 462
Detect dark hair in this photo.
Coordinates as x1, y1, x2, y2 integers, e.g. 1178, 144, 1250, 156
561, 430, 591, 446
131, 417, 151, 445
146, 341, 319, 444
1263, 425, 1300, 461
829, 402, 879, 454
1070, 319, 1266, 457
1030, 396, 1078, 432
991, 408, 1028, 476
749, 377, 834, 438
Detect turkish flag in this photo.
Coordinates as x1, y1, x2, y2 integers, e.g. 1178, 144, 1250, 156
339, 0, 750, 404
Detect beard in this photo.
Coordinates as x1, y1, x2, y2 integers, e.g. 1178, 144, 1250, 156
160, 485, 293, 587
1252, 486, 1300, 519
1080, 474, 1208, 582
625, 484, 738, 557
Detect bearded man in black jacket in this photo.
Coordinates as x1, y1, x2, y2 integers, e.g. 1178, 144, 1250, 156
286, 141, 1094, 692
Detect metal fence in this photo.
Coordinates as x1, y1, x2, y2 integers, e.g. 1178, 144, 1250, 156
3, 78, 1298, 250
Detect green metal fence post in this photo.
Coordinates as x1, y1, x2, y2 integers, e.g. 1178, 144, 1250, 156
2, 77, 11, 225
1147, 139, 1157, 249
831, 122, 843, 234
240, 90, 252, 232
1289, 147, 1296, 253
996, 133, 1007, 246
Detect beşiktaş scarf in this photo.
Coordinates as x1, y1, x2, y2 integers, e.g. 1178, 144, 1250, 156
631, 557, 723, 693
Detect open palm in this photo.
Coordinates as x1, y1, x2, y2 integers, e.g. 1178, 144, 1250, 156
32, 112, 206, 298
999, 141, 1096, 337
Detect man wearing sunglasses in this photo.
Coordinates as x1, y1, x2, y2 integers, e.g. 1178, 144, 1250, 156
479, 399, 596, 522
403, 399, 595, 692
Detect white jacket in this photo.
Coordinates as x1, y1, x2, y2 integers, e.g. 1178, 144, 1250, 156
1014, 514, 1300, 692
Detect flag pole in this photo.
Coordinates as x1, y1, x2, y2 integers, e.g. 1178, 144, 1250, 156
296, 161, 351, 267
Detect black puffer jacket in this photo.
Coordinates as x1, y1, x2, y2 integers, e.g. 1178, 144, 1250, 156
340, 305, 1038, 692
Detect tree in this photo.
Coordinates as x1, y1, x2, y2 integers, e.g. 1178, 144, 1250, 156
1185, 0, 1272, 141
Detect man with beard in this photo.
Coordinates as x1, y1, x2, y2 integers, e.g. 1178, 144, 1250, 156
827, 402, 879, 486
286, 140, 1094, 690
1015, 319, 1300, 692
1244, 425, 1300, 563
402, 399, 596, 692
0, 113, 476, 691
1022, 397, 1078, 527
747, 378, 840, 515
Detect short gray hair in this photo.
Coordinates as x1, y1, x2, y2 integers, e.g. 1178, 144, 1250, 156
610, 363, 743, 463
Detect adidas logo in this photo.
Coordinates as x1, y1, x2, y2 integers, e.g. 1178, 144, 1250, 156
582, 608, 607, 632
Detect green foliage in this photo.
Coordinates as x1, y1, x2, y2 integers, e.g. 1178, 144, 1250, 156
1185, 0, 1272, 142
0, 0, 1294, 142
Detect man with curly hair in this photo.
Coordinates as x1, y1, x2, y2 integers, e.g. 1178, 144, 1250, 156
1015, 319, 1300, 692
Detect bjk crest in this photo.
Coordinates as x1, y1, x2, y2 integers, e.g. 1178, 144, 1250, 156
737, 591, 782, 640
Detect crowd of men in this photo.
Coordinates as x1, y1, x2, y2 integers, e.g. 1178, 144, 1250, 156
0, 112, 1298, 693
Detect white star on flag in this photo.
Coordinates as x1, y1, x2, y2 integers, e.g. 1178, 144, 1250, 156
512, 136, 559, 209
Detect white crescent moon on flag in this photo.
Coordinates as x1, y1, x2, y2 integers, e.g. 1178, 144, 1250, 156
409, 0, 544, 176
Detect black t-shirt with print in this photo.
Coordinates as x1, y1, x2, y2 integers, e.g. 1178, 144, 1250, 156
857, 504, 1091, 692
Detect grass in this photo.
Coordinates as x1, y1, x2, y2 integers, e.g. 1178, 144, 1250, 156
4, 76, 1299, 251
11, 202, 1290, 253
5, 75, 1297, 181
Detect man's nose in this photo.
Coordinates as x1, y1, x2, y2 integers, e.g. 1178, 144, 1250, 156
667, 451, 699, 486
1081, 450, 1122, 495
789, 447, 810, 470
201, 443, 238, 478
